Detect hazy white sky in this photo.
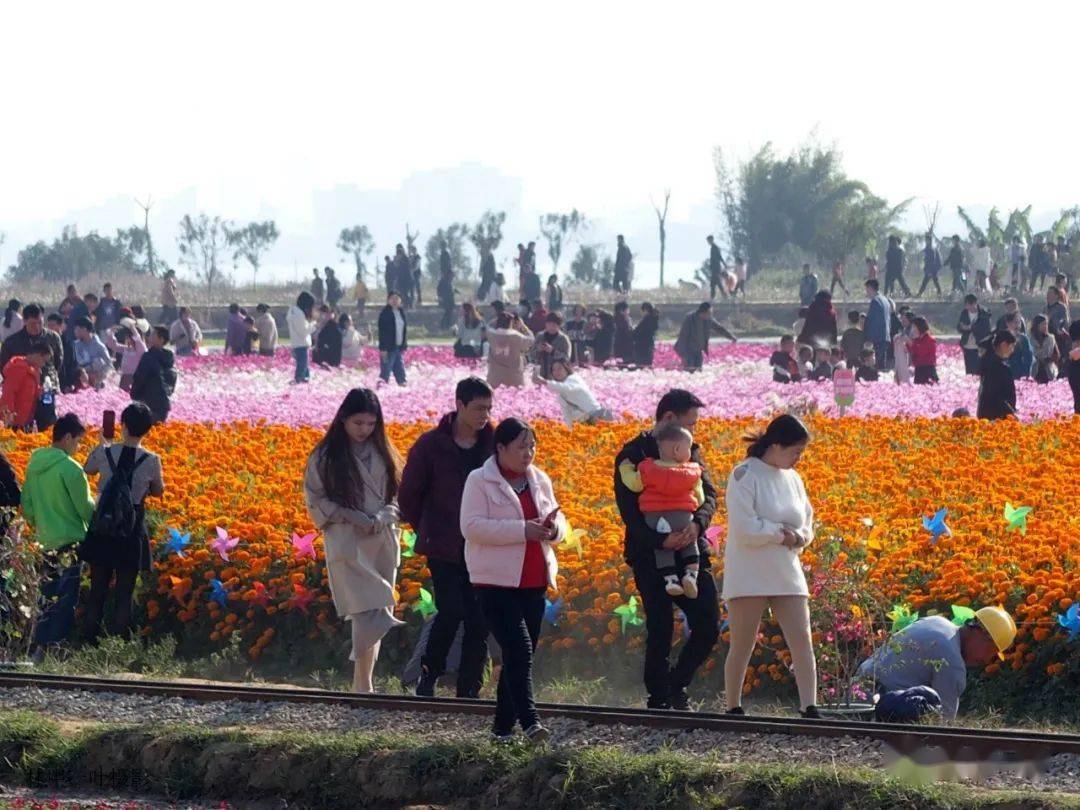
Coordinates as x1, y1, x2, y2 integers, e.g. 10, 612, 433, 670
2, 0, 1078, 271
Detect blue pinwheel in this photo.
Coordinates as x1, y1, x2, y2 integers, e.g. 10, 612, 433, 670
543, 597, 564, 627
164, 528, 191, 557
208, 579, 229, 607
922, 508, 951, 544
1058, 604, 1080, 641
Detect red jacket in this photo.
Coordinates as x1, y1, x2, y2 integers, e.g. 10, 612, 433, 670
909, 332, 937, 368
637, 458, 703, 513
0, 356, 41, 428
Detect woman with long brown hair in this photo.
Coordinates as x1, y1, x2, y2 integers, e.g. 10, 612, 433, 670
304, 388, 405, 692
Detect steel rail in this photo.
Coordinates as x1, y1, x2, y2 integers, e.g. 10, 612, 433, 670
1, 670, 1076, 762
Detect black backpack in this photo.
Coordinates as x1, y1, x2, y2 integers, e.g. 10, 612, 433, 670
89, 448, 148, 540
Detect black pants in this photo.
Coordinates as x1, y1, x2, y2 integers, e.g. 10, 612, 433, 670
916, 272, 941, 297
913, 365, 938, 385
83, 565, 139, 642
422, 559, 488, 696
681, 349, 704, 372
632, 560, 719, 702
478, 586, 544, 734
710, 274, 727, 300
963, 348, 981, 375
440, 305, 454, 331
885, 270, 911, 297
613, 272, 630, 294
830, 276, 848, 295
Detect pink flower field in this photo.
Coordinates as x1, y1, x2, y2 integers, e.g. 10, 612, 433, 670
53, 343, 1079, 426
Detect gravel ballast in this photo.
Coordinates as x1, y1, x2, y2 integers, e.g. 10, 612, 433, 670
0, 685, 1076, 795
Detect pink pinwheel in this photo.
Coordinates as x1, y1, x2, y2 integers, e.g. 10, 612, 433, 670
704, 525, 724, 551
210, 526, 240, 562
291, 531, 317, 561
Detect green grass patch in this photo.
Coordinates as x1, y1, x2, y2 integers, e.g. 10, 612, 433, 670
0, 710, 1075, 809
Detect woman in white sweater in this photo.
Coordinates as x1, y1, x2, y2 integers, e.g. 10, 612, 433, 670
532, 359, 612, 426
722, 414, 819, 717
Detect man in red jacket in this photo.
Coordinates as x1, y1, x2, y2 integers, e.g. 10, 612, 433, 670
399, 376, 495, 698
0, 345, 51, 429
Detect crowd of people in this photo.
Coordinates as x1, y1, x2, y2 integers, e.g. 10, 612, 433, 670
295, 382, 1019, 741
1, 232, 1076, 740
772, 273, 1080, 416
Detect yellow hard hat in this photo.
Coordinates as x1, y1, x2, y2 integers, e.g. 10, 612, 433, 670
975, 606, 1017, 658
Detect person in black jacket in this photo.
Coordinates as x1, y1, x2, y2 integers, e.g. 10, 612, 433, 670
315, 314, 344, 368
613, 235, 632, 294
130, 326, 177, 424
477, 247, 496, 302
377, 292, 407, 385
613, 302, 634, 362
589, 310, 615, 365
614, 390, 719, 710
976, 331, 1017, 421
437, 265, 456, 332
884, 235, 911, 297
706, 235, 728, 300
398, 377, 494, 698
632, 303, 659, 367
958, 294, 993, 375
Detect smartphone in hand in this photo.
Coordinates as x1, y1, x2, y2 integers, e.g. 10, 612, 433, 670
102, 410, 116, 441
542, 507, 561, 528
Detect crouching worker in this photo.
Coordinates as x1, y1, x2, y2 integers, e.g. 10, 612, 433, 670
857, 607, 1016, 723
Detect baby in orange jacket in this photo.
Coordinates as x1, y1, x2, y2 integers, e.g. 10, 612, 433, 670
619, 422, 704, 597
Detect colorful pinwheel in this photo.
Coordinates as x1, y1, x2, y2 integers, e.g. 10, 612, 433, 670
210, 527, 239, 562
1003, 503, 1033, 535
613, 595, 644, 634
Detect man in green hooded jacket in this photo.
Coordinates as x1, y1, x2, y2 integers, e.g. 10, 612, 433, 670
22, 414, 94, 653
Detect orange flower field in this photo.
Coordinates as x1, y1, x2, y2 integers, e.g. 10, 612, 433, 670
2, 416, 1078, 695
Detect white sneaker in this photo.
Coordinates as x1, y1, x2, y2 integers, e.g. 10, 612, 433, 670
681, 570, 699, 599
664, 575, 684, 597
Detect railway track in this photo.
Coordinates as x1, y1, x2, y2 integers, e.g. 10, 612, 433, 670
1, 670, 1077, 764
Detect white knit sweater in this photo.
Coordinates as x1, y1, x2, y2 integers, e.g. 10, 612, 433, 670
721, 457, 814, 599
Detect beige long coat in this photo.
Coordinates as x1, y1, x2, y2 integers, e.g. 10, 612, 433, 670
303, 446, 401, 619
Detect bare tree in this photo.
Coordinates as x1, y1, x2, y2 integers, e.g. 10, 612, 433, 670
651, 190, 671, 288
405, 223, 421, 252
136, 196, 157, 277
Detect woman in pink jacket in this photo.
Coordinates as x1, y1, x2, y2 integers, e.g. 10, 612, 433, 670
460, 417, 566, 743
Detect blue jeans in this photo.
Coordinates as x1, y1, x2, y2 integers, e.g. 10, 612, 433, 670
875, 686, 942, 723
32, 560, 81, 648
379, 350, 406, 385
292, 346, 310, 382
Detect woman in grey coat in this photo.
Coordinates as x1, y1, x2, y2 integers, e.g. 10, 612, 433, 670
304, 388, 405, 692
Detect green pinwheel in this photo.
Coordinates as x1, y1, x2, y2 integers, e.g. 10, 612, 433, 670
950, 605, 976, 626
401, 528, 417, 558
412, 587, 436, 618
1003, 503, 1033, 535
887, 604, 919, 633
613, 595, 644, 634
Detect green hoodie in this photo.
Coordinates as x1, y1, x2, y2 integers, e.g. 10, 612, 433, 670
21, 446, 95, 550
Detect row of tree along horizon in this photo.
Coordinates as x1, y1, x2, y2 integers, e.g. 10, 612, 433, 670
5, 139, 1079, 295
